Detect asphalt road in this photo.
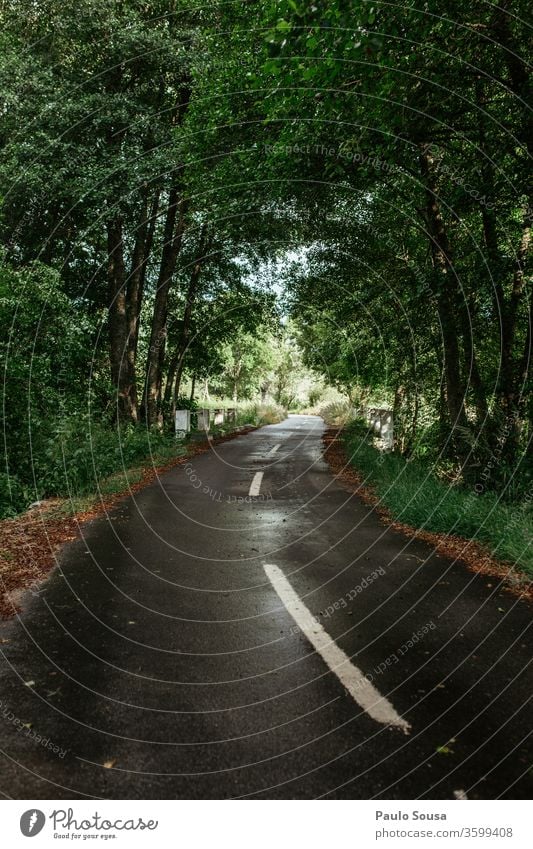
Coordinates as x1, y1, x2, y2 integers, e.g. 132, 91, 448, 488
0, 415, 531, 799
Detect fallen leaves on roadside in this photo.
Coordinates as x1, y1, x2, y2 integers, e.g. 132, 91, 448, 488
0, 427, 258, 619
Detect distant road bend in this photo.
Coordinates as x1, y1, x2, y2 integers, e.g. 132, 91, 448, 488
0, 415, 531, 799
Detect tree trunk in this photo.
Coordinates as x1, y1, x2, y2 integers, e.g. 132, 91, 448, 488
392, 378, 405, 452
458, 297, 488, 426
475, 79, 506, 325
501, 206, 531, 403
419, 144, 469, 454
163, 223, 209, 413
107, 215, 136, 423
489, 1, 532, 448
499, 205, 531, 460
143, 188, 187, 426
124, 195, 148, 421
409, 383, 419, 453
132, 188, 161, 360
490, 2, 533, 160
122, 188, 160, 423
475, 76, 529, 424
517, 293, 531, 450
140, 77, 191, 428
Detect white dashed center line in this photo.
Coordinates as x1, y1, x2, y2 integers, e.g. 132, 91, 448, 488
267, 444, 280, 456
249, 471, 264, 497
263, 563, 411, 734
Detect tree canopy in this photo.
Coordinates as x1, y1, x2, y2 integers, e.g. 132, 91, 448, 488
0, 0, 530, 512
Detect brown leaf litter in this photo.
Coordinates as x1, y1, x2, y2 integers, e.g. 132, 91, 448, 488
0, 427, 257, 619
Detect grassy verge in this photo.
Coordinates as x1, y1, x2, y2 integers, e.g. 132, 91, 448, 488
39, 465, 160, 520
343, 421, 532, 578
0, 421, 262, 616
1, 403, 287, 520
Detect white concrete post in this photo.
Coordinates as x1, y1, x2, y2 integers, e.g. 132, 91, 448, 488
363, 406, 394, 450
197, 409, 210, 431
175, 409, 191, 437
380, 411, 394, 450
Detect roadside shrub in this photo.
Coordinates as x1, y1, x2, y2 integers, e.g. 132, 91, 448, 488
173, 396, 199, 412
308, 386, 324, 408
0, 472, 30, 518
256, 403, 286, 424
232, 402, 286, 427
33, 416, 183, 500
319, 400, 355, 427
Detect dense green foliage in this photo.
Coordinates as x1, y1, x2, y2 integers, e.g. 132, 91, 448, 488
0, 1, 530, 536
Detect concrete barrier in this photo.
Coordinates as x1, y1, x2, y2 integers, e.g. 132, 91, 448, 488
365, 407, 394, 450
213, 408, 225, 426
197, 409, 210, 431
175, 409, 191, 436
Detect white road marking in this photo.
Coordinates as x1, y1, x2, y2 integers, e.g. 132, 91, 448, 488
263, 563, 411, 734
249, 471, 264, 497
267, 444, 280, 456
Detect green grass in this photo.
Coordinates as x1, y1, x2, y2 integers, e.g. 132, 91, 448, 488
0, 402, 285, 520
344, 421, 532, 577
97, 467, 146, 496
41, 460, 175, 521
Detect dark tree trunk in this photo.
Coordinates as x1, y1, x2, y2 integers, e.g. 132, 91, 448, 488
143, 188, 187, 426
499, 206, 531, 460
106, 188, 162, 425
409, 383, 419, 453
107, 215, 136, 423
392, 378, 406, 453
490, 2, 533, 160
475, 79, 506, 325
164, 223, 210, 414
130, 188, 161, 364
121, 188, 160, 423
459, 299, 488, 426
141, 84, 191, 427
474, 78, 529, 465
419, 145, 469, 455
500, 206, 531, 404
489, 0, 533, 462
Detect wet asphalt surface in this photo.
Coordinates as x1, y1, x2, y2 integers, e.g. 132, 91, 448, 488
0, 415, 531, 799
